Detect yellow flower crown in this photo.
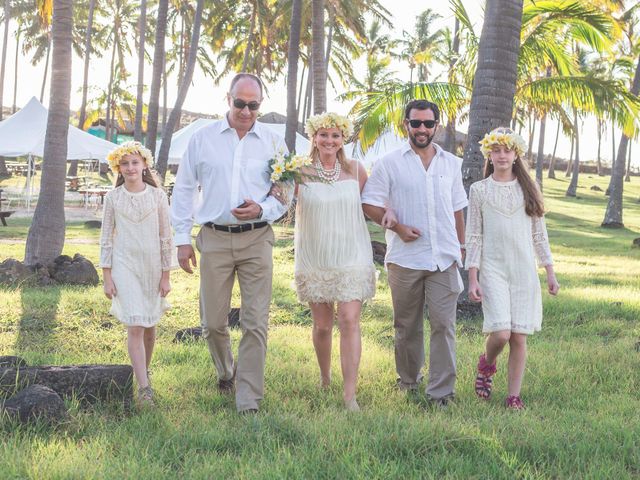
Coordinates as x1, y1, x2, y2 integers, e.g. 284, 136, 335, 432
106, 141, 154, 174
479, 127, 527, 159
305, 112, 354, 140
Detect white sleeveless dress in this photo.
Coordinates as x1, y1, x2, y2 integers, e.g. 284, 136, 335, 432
294, 174, 376, 304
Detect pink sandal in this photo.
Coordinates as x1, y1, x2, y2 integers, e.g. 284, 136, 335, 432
505, 395, 525, 410
475, 354, 497, 399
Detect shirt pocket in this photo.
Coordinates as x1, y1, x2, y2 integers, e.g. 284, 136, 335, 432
244, 156, 270, 189
437, 175, 455, 226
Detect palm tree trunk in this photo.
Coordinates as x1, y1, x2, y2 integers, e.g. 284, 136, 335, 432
0, 0, 9, 121
162, 60, 168, 130
296, 62, 306, 118
311, 0, 326, 114
145, 0, 168, 158
241, 1, 257, 72
25, 0, 73, 266
285, 0, 302, 153
39, 43, 50, 103
105, 37, 117, 143
566, 110, 580, 197
12, 28, 19, 113
69, 0, 96, 177
324, 12, 333, 77
444, 18, 461, 154
625, 140, 632, 182
134, 0, 147, 142
548, 120, 560, 179
156, 0, 204, 181
606, 124, 615, 194
178, 15, 185, 87
596, 118, 603, 176
536, 113, 546, 189
565, 131, 574, 177
461, 0, 524, 191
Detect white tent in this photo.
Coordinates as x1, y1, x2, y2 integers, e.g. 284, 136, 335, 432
163, 118, 312, 165
345, 130, 406, 168
0, 97, 113, 162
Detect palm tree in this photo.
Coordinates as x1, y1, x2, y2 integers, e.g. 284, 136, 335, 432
133, 0, 147, 142
25, 0, 72, 265
461, 0, 524, 190
311, 0, 326, 113
285, 0, 302, 153
399, 9, 444, 83
145, 0, 168, 157
0, 0, 11, 176
156, 0, 204, 180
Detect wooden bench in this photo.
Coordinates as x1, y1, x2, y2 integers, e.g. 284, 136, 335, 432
0, 189, 15, 226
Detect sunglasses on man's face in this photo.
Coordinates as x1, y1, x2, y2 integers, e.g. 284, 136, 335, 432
407, 119, 437, 129
232, 98, 261, 111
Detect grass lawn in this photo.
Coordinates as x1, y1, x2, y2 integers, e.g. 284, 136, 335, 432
0, 174, 639, 479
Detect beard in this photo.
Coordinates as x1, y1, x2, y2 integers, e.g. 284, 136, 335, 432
408, 130, 434, 149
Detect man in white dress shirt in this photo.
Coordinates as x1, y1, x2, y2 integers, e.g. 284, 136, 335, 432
361, 99, 467, 405
171, 73, 289, 414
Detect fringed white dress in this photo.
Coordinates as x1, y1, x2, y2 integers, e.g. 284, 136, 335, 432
99, 185, 176, 327
465, 176, 553, 334
294, 173, 376, 304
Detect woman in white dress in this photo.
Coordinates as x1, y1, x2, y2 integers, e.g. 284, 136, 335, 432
293, 113, 376, 411
465, 128, 559, 410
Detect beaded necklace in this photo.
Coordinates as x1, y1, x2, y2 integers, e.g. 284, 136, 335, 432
314, 159, 341, 184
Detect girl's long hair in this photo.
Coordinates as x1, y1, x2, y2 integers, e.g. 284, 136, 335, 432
309, 142, 352, 174
114, 167, 160, 188
483, 154, 545, 217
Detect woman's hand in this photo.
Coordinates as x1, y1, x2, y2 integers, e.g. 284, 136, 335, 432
381, 208, 398, 229
269, 183, 287, 205
546, 267, 560, 296
468, 279, 483, 303
103, 278, 117, 299
159, 272, 171, 297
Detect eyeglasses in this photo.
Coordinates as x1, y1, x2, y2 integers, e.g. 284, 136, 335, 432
232, 97, 261, 111
407, 119, 437, 129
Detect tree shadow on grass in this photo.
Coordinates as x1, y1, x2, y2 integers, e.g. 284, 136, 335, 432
14, 286, 62, 356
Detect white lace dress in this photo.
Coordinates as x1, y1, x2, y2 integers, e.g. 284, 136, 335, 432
99, 185, 176, 327
295, 178, 376, 304
465, 177, 553, 334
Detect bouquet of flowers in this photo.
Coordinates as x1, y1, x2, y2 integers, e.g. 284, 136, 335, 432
268, 150, 314, 183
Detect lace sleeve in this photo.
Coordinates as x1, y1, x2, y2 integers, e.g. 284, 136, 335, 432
157, 189, 178, 271
99, 193, 115, 268
531, 214, 553, 267
464, 182, 484, 270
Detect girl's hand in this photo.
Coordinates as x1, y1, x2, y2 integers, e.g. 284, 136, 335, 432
468, 280, 483, 303
381, 208, 398, 229
269, 183, 287, 205
103, 279, 117, 299
159, 277, 171, 297
547, 274, 560, 296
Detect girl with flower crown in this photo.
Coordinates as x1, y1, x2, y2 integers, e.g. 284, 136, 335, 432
465, 127, 559, 410
100, 141, 176, 407
285, 112, 376, 411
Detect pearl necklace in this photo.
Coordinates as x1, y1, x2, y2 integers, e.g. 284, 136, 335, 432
314, 159, 341, 184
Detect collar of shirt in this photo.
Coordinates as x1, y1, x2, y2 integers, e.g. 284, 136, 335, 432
219, 113, 264, 140
400, 141, 445, 165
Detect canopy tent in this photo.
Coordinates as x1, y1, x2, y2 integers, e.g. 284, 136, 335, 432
163, 118, 312, 165
0, 97, 115, 210
345, 131, 407, 168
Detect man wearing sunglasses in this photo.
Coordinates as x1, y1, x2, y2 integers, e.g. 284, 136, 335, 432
362, 99, 467, 407
171, 72, 290, 415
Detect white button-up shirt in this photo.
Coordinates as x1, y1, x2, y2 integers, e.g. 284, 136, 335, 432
361, 142, 468, 271
171, 116, 289, 246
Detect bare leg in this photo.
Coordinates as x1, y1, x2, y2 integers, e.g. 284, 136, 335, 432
127, 326, 149, 388
507, 333, 527, 397
337, 301, 362, 405
485, 330, 511, 365
143, 326, 156, 371
310, 302, 335, 387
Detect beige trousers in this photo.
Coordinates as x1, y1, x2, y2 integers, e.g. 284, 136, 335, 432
387, 262, 462, 399
196, 225, 275, 411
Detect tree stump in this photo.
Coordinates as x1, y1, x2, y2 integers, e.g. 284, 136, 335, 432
0, 365, 133, 407
3, 385, 68, 425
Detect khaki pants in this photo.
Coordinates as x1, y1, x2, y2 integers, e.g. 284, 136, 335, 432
196, 225, 275, 411
387, 262, 462, 399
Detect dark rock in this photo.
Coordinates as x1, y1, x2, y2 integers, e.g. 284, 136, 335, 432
84, 220, 102, 229
0, 364, 133, 406
590, 185, 603, 192
3, 385, 68, 424
174, 309, 242, 343
0, 258, 38, 285
49, 253, 99, 286
633, 238, 640, 248
371, 241, 387, 266
456, 300, 483, 319
0, 356, 27, 368
100, 321, 113, 329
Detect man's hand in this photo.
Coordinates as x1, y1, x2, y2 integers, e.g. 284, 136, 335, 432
231, 199, 262, 221
177, 245, 197, 274
394, 224, 421, 242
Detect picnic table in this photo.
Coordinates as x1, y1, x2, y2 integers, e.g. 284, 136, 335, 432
6, 162, 29, 176
78, 186, 112, 208
0, 189, 15, 226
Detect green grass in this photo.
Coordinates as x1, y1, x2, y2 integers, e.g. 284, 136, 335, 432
0, 175, 639, 478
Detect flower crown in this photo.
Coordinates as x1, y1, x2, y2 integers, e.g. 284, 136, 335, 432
479, 127, 527, 159
305, 112, 354, 140
106, 141, 154, 174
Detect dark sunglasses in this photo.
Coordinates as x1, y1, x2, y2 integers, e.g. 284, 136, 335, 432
407, 119, 437, 129
232, 97, 261, 111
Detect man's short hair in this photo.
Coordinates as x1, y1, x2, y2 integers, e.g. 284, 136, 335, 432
404, 99, 440, 122
229, 72, 264, 97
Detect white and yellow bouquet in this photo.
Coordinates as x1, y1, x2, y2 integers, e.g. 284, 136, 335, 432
268, 150, 314, 183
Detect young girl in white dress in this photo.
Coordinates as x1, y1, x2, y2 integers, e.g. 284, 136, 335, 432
465, 128, 559, 410
100, 142, 175, 406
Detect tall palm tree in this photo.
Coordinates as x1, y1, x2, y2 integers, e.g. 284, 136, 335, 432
399, 9, 444, 83
0, 0, 11, 176
25, 0, 72, 265
133, 0, 147, 142
285, 0, 302, 153
461, 0, 524, 190
145, 0, 168, 157
311, 0, 326, 113
156, 0, 204, 180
